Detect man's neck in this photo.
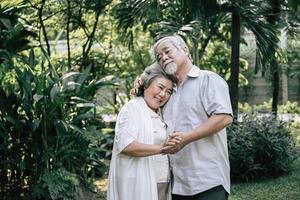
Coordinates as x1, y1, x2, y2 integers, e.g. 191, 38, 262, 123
175, 62, 193, 85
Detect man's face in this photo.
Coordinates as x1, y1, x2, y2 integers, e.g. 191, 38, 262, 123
164, 62, 178, 75
155, 40, 187, 75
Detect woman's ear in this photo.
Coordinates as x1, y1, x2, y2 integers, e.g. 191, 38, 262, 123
182, 46, 188, 55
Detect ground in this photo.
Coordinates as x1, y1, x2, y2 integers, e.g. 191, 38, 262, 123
83, 157, 300, 200
81, 179, 107, 200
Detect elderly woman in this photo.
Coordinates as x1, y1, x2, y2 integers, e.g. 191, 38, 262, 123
107, 63, 179, 200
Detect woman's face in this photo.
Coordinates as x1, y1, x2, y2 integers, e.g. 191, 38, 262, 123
143, 77, 173, 112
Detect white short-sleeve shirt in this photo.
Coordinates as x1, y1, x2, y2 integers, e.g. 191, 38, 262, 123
149, 109, 170, 183
163, 65, 233, 195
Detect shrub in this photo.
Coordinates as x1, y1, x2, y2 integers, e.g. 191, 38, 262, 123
29, 168, 82, 200
238, 102, 252, 113
278, 101, 300, 114
288, 121, 300, 148
98, 127, 115, 159
228, 114, 298, 181
238, 100, 300, 114
0, 49, 112, 198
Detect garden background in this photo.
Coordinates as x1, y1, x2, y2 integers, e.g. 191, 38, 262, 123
0, 0, 300, 199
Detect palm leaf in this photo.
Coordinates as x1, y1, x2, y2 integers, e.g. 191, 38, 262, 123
239, 2, 279, 72
112, 0, 160, 48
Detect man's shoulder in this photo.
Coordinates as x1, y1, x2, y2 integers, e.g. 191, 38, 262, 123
199, 69, 226, 81
199, 69, 219, 76
189, 65, 218, 78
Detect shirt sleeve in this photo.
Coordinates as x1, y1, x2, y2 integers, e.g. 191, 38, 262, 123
114, 104, 139, 154
201, 73, 233, 116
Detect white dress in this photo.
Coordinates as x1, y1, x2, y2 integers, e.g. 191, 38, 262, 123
107, 97, 171, 200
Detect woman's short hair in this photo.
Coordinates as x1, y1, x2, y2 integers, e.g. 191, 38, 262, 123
150, 35, 192, 61
131, 63, 175, 97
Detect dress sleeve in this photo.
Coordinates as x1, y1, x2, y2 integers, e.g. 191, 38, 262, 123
114, 105, 139, 154
201, 73, 233, 116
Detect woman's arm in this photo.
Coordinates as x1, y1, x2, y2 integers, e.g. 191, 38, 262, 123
121, 141, 162, 157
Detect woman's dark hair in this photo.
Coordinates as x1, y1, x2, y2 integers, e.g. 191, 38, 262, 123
131, 63, 175, 97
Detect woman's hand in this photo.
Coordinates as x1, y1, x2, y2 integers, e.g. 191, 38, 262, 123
161, 132, 185, 154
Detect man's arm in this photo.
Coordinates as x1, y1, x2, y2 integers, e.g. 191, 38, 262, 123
161, 114, 233, 154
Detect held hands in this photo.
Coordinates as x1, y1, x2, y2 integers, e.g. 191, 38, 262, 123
160, 132, 185, 154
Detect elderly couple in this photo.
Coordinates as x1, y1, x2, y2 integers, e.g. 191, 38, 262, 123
107, 35, 233, 200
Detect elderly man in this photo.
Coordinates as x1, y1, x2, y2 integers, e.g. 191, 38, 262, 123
154, 35, 233, 200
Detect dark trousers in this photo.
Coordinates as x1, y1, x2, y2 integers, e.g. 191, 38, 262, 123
172, 185, 228, 200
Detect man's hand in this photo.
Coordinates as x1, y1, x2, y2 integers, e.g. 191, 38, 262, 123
161, 132, 185, 154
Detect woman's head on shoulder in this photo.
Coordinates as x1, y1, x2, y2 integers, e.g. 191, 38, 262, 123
131, 63, 175, 112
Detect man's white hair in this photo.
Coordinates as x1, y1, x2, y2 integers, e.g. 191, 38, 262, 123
150, 35, 192, 61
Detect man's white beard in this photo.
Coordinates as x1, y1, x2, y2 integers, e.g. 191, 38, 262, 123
164, 62, 178, 75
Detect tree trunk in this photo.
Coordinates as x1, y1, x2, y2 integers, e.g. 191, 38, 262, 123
192, 38, 199, 66
267, 0, 283, 116
66, 0, 71, 70
229, 8, 240, 117
38, 0, 51, 56
272, 62, 280, 115
82, 10, 101, 67
280, 28, 288, 103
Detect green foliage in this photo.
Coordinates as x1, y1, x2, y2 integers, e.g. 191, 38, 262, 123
97, 127, 115, 159
112, 0, 161, 47
284, 35, 300, 79
0, 3, 154, 198
0, 46, 112, 199
230, 157, 300, 200
0, 0, 35, 64
228, 114, 298, 181
200, 41, 249, 85
240, 2, 279, 72
238, 102, 253, 113
239, 100, 300, 114
252, 100, 272, 113
288, 122, 300, 148
30, 168, 82, 200
278, 101, 300, 114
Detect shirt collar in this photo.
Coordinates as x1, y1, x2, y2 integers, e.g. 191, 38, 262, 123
173, 65, 199, 92
148, 107, 161, 118
187, 65, 200, 78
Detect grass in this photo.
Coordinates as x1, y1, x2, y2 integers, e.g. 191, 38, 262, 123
229, 157, 300, 200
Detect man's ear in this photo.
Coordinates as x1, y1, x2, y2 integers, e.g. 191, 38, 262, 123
183, 47, 189, 55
